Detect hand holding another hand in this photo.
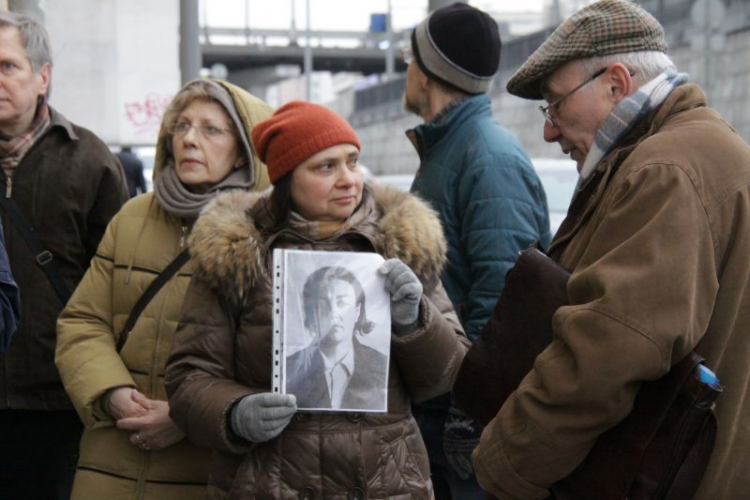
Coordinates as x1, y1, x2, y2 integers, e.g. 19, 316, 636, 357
105, 387, 149, 420
115, 390, 186, 452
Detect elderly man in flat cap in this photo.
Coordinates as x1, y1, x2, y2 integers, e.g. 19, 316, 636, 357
402, 3, 551, 499
472, 0, 750, 498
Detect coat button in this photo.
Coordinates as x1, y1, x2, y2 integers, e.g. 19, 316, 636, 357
300, 486, 316, 499
347, 412, 363, 423
348, 487, 365, 500
295, 413, 310, 422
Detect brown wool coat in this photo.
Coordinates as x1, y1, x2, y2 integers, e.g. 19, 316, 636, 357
165, 184, 470, 499
0, 107, 128, 411
473, 85, 750, 499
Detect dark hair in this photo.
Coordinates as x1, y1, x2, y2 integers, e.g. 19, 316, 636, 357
262, 173, 368, 236
262, 172, 293, 235
302, 266, 375, 336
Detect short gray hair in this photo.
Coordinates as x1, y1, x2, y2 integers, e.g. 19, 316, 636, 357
582, 51, 675, 88
0, 11, 53, 73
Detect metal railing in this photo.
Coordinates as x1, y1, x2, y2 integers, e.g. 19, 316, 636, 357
201, 26, 410, 49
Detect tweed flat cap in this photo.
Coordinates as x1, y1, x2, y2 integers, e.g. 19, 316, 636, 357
507, 0, 668, 99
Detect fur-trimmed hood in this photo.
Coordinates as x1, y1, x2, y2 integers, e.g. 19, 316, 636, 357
188, 183, 447, 301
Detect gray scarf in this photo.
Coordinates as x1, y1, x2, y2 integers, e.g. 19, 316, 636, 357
580, 69, 688, 180
154, 79, 256, 219
154, 159, 253, 219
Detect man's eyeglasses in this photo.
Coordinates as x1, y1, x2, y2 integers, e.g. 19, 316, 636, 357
539, 67, 608, 128
171, 121, 233, 140
401, 46, 413, 65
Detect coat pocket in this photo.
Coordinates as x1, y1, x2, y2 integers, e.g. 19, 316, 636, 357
377, 429, 430, 498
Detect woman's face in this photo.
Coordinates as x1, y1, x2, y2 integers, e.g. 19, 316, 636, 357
290, 143, 363, 222
171, 99, 242, 192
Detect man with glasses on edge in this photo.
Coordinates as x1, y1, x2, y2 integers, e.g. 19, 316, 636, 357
472, 1, 750, 498
402, 3, 551, 499
0, 11, 127, 500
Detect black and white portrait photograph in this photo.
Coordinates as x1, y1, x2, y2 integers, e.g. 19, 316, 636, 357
275, 250, 390, 412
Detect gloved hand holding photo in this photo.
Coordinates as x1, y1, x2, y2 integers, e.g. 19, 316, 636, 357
379, 258, 423, 335
230, 392, 297, 443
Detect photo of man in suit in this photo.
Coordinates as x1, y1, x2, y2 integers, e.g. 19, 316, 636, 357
286, 266, 388, 411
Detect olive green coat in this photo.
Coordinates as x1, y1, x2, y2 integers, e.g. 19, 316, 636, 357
55, 80, 274, 499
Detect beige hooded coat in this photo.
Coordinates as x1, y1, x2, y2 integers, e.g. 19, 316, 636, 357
55, 80, 273, 499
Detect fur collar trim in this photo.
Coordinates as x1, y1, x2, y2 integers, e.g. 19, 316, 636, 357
188, 183, 447, 300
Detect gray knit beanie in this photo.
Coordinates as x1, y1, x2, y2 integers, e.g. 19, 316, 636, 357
411, 2, 501, 94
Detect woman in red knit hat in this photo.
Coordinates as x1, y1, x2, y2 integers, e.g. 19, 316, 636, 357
165, 101, 470, 499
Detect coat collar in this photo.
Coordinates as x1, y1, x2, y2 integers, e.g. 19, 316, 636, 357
188, 183, 447, 302
48, 106, 79, 141
406, 93, 492, 159
548, 84, 707, 258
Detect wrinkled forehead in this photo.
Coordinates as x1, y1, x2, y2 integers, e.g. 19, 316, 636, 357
0, 26, 26, 55
178, 97, 232, 123
539, 59, 586, 99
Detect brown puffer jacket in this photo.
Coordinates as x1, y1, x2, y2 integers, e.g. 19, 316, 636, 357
166, 184, 470, 499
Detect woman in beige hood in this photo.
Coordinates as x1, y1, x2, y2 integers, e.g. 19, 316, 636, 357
55, 79, 273, 499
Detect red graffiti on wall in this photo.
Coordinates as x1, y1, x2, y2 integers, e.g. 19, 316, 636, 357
124, 93, 173, 135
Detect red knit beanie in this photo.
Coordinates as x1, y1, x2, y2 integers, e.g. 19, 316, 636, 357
251, 101, 361, 184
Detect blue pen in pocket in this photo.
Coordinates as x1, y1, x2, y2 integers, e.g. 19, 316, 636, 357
697, 364, 721, 390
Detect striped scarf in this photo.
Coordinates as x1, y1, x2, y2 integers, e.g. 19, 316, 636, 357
0, 101, 51, 180
580, 69, 688, 180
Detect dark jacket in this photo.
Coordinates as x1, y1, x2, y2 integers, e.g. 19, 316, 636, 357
166, 185, 470, 499
116, 149, 147, 197
0, 220, 20, 353
286, 338, 388, 410
0, 106, 128, 411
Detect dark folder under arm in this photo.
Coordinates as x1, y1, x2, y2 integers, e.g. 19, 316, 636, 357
453, 245, 720, 500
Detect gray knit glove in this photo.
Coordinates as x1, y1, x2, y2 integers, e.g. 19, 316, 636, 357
230, 393, 297, 443
379, 259, 423, 335
443, 402, 483, 480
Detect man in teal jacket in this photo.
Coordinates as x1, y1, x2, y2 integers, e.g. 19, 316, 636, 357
404, 4, 551, 499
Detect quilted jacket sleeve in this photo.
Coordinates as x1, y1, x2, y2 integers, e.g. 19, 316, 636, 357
165, 276, 255, 455
457, 152, 551, 342
390, 281, 471, 403
55, 212, 136, 428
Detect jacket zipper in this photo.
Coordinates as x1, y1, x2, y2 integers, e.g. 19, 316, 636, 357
5, 177, 11, 198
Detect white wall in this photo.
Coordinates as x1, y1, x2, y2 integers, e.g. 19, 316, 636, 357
45, 0, 180, 146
